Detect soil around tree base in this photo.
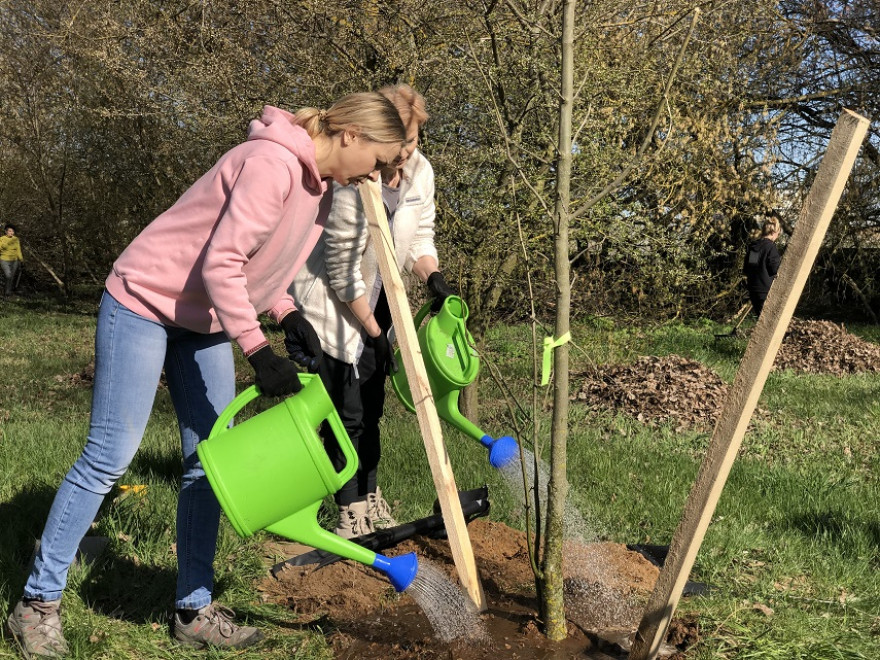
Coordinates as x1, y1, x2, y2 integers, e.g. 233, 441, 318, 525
258, 519, 700, 659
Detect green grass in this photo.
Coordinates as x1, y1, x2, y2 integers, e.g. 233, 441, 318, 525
1, 299, 879, 658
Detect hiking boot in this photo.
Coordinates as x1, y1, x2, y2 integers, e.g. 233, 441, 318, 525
6, 599, 69, 659
367, 487, 398, 528
334, 500, 375, 539
172, 603, 263, 649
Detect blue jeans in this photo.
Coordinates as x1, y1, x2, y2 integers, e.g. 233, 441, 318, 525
25, 291, 235, 610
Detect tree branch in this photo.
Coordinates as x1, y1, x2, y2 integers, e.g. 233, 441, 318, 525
571, 8, 701, 220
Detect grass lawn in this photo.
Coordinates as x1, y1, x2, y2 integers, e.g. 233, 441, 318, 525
1, 298, 878, 659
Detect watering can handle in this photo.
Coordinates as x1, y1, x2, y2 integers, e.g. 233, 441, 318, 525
412, 295, 468, 329
322, 409, 359, 487
208, 375, 319, 441
206, 377, 359, 483
412, 300, 434, 329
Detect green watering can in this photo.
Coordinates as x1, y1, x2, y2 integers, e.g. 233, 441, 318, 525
196, 374, 417, 591
390, 296, 518, 468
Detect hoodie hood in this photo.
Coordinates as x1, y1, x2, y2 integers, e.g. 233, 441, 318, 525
247, 105, 322, 192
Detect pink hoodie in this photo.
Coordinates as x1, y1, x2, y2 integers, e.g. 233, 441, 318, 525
106, 106, 330, 354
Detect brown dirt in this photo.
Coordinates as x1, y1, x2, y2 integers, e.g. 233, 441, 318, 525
257, 518, 699, 659
56, 361, 95, 387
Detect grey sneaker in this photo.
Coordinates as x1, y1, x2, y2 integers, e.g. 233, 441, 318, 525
334, 500, 375, 539
172, 603, 263, 649
6, 599, 69, 659
367, 487, 398, 528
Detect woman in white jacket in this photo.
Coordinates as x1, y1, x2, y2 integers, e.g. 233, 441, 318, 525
289, 85, 455, 538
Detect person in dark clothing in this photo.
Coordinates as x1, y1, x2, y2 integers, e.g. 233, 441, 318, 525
743, 214, 782, 317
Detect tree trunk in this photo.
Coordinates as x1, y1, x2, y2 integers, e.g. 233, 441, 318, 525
460, 249, 519, 431
459, 378, 480, 429
538, 0, 575, 642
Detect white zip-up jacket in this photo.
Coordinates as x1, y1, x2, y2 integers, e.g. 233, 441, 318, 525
289, 149, 438, 364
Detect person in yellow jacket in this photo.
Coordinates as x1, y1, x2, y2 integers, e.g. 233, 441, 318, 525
0, 224, 23, 296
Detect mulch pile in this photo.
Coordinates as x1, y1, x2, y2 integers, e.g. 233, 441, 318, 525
774, 318, 880, 375
57, 361, 95, 387
572, 320, 880, 429
571, 355, 728, 430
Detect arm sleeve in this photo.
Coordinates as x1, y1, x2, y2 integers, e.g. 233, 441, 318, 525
405, 161, 439, 271
767, 244, 781, 278
267, 300, 296, 325
202, 156, 291, 351
324, 184, 370, 303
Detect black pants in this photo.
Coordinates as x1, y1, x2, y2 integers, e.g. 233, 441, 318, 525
749, 291, 767, 318
319, 290, 391, 506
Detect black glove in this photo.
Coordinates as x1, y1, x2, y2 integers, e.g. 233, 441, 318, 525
281, 310, 323, 373
365, 331, 398, 376
247, 345, 303, 397
426, 271, 456, 313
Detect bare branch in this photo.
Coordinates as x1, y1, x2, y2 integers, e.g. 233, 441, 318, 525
501, 0, 556, 39
465, 32, 555, 219
572, 7, 701, 220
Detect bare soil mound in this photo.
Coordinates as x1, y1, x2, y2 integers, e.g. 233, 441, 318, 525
258, 518, 699, 659
571, 355, 727, 430
774, 318, 880, 375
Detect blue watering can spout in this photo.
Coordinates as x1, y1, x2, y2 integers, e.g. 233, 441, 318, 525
480, 434, 519, 468
372, 552, 419, 592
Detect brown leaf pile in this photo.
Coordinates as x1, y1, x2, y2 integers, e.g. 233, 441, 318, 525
775, 319, 880, 375
55, 362, 95, 387
572, 355, 728, 430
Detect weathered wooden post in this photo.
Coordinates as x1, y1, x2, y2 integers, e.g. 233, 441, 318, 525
630, 109, 870, 660
358, 179, 487, 612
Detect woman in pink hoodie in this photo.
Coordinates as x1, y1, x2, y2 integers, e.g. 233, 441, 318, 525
7, 93, 406, 657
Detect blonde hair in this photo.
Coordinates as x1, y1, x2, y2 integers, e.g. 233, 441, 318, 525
378, 84, 429, 129
294, 92, 406, 144
751, 213, 782, 240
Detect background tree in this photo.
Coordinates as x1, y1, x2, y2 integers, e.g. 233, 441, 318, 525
0, 0, 877, 647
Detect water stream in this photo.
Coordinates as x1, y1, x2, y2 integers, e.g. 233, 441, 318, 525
404, 558, 488, 643
497, 445, 638, 626
404, 445, 641, 641
498, 446, 603, 543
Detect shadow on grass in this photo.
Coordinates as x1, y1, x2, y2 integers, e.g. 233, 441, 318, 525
783, 509, 880, 556
711, 334, 747, 360
0, 483, 59, 573
127, 446, 183, 487
79, 554, 178, 623
84, 557, 325, 627
5, 536, 263, 627
1, 484, 175, 625
0, 292, 101, 317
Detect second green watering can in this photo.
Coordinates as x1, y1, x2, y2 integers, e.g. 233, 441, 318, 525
390, 296, 518, 468
196, 374, 417, 591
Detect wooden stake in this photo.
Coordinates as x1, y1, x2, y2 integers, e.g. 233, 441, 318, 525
357, 180, 487, 612
630, 109, 870, 660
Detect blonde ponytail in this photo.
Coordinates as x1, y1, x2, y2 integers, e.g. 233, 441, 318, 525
293, 92, 405, 144
293, 107, 324, 137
